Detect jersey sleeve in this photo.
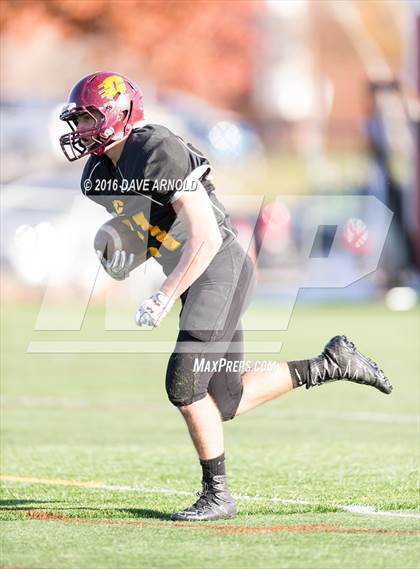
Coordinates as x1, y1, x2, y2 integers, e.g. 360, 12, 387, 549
142, 135, 194, 205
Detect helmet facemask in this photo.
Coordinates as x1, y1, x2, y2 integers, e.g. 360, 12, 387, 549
59, 106, 113, 161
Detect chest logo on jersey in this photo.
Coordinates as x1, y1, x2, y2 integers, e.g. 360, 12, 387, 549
112, 199, 124, 215
99, 75, 126, 100
133, 211, 181, 252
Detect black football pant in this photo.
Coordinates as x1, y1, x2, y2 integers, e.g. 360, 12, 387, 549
165, 240, 256, 421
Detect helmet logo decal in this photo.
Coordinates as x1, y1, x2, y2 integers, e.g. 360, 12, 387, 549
98, 75, 126, 100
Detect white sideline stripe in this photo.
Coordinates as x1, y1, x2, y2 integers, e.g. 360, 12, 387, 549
2, 475, 419, 520
98, 484, 312, 506
27, 341, 282, 354
342, 505, 420, 519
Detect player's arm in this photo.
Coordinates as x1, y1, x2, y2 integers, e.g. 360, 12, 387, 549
135, 183, 222, 328
160, 183, 222, 299
135, 135, 221, 328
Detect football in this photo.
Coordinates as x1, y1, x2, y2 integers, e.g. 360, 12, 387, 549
94, 216, 149, 271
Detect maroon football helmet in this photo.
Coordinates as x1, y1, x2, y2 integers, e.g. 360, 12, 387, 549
59, 72, 144, 161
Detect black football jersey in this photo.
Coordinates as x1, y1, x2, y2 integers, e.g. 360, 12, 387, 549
81, 124, 237, 272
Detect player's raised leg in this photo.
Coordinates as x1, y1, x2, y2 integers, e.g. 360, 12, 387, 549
236, 334, 393, 417
235, 361, 293, 416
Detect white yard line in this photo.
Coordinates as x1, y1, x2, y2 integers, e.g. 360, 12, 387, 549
1, 475, 419, 520
264, 409, 419, 424
2, 397, 418, 425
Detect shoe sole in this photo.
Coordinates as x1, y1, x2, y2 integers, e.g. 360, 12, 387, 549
170, 513, 236, 522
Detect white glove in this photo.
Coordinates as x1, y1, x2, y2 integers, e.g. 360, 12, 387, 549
96, 249, 134, 281
135, 291, 175, 328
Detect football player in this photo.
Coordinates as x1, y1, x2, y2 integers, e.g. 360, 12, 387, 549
60, 72, 393, 521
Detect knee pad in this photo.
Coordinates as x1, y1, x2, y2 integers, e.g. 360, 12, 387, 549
165, 351, 203, 407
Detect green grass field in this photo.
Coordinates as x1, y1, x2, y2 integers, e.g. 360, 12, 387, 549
1, 300, 419, 569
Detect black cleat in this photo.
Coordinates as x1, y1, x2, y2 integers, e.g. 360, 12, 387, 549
170, 475, 236, 521
309, 335, 393, 394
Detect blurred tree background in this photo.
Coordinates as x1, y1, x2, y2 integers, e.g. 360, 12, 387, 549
0, 0, 260, 113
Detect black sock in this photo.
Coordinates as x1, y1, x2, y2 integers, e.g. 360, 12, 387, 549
289, 352, 338, 389
200, 453, 226, 481
287, 360, 311, 388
